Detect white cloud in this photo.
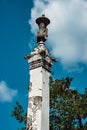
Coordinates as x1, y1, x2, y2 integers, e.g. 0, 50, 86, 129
0, 81, 18, 103
29, 0, 87, 71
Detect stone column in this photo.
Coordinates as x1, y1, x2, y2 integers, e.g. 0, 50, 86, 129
25, 15, 56, 130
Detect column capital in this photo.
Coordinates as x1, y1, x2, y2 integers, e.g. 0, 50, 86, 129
25, 44, 56, 72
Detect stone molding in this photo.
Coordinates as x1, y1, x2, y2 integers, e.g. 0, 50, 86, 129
29, 59, 51, 72
25, 43, 56, 72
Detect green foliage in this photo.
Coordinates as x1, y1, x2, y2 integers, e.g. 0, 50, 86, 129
50, 77, 87, 130
12, 77, 87, 130
11, 101, 27, 130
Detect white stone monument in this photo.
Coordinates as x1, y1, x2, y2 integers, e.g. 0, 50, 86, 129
25, 15, 56, 130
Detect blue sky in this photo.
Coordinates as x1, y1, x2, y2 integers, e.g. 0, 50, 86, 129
0, 0, 87, 130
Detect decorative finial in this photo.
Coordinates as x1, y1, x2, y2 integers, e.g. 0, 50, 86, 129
36, 15, 50, 43
42, 14, 45, 17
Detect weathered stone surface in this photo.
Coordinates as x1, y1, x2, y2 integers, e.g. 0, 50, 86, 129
27, 43, 53, 72
27, 67, 50, 130
36, 14, 50, 43
27, 43, 52, 130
